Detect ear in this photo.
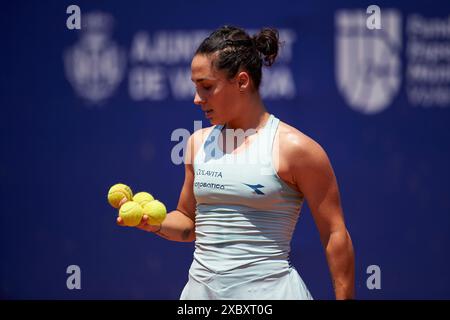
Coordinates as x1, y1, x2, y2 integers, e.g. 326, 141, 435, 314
237, 71, 250, 92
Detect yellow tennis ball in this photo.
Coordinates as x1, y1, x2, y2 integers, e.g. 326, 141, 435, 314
119, 201, 143, 227
107, 183, 133, 208
132, 192, 154, 207
143, 200, 167, 225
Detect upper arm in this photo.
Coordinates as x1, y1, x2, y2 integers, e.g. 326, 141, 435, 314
290, 138, 346, 244
176, 128, 209, 223
176, 161, 196, 223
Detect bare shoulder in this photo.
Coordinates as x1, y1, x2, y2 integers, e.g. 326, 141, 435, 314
277, 121, 329, 167
190, 125, 214, 148
191, 125, 214, 141
187, 125, 215, 164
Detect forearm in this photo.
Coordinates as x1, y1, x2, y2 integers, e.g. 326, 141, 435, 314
324, 228, 355, 300
139, 210, 195, 242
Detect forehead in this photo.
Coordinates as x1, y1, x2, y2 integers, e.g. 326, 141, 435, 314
191, 54, 220, 81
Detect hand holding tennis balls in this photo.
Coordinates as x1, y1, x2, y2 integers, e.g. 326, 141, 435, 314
108, 183, 166, 229
117, 199, 167, 228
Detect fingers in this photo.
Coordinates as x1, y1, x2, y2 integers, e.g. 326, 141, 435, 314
116, 199, 129, 227
135, 215, 161, 233
138, 215, 149, 227
136, 215, 155, 232
117, 215, 147, 228
116, 216, 125, 226
118, 197, 128, 208
117, 214, 151, 230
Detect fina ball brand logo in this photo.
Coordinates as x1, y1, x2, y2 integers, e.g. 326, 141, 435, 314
335, 9, 402, 114
64, 12, 126, 105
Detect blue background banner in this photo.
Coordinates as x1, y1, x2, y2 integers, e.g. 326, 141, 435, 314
1, 0, 449, 299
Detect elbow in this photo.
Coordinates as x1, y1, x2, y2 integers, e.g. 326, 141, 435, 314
181, 227, 196, 242
322, 227, 353, 252
325, 228, 355, 267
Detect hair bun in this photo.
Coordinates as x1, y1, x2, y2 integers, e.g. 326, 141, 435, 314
253, 28, 279, 66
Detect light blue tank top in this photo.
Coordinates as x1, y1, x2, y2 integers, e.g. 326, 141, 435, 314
191, 114, 305, 278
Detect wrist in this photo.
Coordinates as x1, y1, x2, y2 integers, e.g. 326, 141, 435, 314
152, 223, 162, 233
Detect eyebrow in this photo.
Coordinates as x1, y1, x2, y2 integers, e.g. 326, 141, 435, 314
191, 77, 213, 83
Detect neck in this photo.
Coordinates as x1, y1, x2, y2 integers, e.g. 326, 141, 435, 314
225, 93, 269, 132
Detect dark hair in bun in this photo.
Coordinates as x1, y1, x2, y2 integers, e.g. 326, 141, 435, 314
195, 25, 280, 89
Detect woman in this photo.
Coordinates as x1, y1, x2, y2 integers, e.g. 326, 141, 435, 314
117, 25, 355, 300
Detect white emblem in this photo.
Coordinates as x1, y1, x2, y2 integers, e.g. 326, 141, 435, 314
335, 10, 402, 114
64, 12, 126, 105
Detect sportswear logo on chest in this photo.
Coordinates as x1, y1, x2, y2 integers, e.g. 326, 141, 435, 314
243, 183, 265, 195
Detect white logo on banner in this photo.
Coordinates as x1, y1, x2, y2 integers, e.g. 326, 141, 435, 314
64, 13, 298, 105
129, 29, 297, 101
335, 10, 402, 114
64, 12, 126, 105
406, 15, 450, 107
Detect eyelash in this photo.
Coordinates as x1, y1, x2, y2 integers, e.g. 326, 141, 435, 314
194, 85, 212, 92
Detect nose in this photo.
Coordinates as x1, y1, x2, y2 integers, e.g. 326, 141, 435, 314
194, 91, 206, 106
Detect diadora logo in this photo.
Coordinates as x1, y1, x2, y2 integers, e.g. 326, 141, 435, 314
243, 183, 265, 195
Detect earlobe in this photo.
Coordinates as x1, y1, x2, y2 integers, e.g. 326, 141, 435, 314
239, 79, 245, 92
